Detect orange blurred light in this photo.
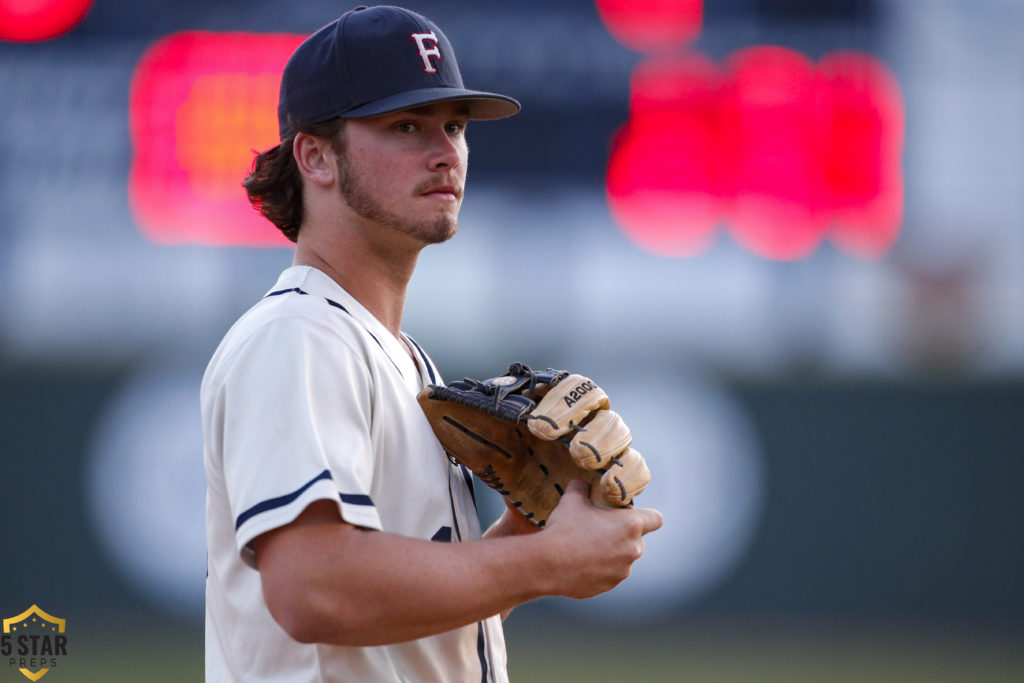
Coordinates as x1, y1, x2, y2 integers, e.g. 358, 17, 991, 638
129, 31, 304, 246
0, 0, 93, 42
175, 72, 283, 202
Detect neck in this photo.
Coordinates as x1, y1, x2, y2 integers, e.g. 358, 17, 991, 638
294, 221, 420, 340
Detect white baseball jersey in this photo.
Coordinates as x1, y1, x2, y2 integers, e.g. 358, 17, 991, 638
201, 265, 508, 682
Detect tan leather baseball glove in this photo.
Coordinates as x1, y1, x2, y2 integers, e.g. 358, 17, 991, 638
417, 363, 651, 527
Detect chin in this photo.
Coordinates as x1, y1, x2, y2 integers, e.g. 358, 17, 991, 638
419, 216, 458, 245
428, 223, 458, 245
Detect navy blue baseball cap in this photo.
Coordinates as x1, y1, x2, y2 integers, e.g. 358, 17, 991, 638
277, 5, 520, 138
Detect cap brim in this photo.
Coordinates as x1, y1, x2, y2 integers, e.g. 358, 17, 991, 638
341, 87, 521, 120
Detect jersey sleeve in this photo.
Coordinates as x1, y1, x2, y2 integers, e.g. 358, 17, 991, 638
212, 313, 382, 566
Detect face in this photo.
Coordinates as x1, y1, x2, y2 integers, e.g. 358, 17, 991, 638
333, 102, 470, 246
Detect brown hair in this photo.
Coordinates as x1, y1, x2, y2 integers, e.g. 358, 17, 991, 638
243, 118, 346, 243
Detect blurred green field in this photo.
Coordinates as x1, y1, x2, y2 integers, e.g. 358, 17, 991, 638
504, 618, 1024, 683
37, 615, 1024, 682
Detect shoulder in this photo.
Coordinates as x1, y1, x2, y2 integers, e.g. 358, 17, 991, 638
237, 289, 366, 348
203, 291, 372, 391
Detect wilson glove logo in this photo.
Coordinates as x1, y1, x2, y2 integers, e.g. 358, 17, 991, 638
563, 380, 598, 408
2, 605, 68, 681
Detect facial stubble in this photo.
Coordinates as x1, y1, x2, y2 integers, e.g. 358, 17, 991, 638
335, 152, 459, 246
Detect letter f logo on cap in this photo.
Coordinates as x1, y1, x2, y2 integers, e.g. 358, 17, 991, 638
411, 31, 442, 73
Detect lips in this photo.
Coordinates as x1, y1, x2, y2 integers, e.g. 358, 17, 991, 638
420, 183, 462, 200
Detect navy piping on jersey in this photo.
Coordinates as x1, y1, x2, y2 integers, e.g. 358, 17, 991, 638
234, 469, 375, 531
262, 287, 405, 377
405, 335, 436, 384
323, 297, 350, 314
476, 622, 490, 683
235, 469, 332, 530
406, 334, 477, 504
339, 492, 374, 506
324, 297, 404, 377
460, 463, 477, 508
265, 287, 308, 297
447, 481, 464, 543
416, 330, 487, 681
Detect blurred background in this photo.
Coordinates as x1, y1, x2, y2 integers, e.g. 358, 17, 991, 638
1, 0, 1022, 680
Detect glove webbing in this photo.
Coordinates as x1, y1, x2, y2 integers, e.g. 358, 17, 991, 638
441, 363, 569, 418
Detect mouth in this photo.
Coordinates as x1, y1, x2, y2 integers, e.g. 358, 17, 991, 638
420, 184, 462, 201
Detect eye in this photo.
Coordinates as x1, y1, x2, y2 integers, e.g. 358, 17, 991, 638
446, 121, 467, 135
395, 121, 418, 133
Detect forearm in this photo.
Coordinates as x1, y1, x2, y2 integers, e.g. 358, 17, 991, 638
259, 520, 551, 646
256, 487, 661, 647
482, 506, 542, 620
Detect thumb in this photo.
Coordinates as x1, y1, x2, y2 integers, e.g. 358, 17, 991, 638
634, 507, 664, 535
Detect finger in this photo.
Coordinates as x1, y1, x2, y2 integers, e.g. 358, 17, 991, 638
562, 478, 591, 499
597, 448, 651, 506
568, 410, 632, 469
526, 374, 609, 440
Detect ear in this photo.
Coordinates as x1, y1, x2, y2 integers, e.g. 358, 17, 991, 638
292, 133, 336, 187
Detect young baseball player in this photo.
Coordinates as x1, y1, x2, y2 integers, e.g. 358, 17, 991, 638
201, 5, 663, 681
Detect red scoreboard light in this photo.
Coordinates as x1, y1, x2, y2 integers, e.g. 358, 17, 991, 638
606, 53, 723, 257
129, 31, 304, 246
817, 51, 905, 258
725, 47, 830, 260
0, 0, 93, 42
596, 0, 703, 52
606, 47, 904, 260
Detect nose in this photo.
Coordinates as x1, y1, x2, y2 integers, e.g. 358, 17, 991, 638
427, 128, 465, 172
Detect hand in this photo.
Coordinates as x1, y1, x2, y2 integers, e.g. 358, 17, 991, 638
540, 480, 663, 600
484, 498, 543, 539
